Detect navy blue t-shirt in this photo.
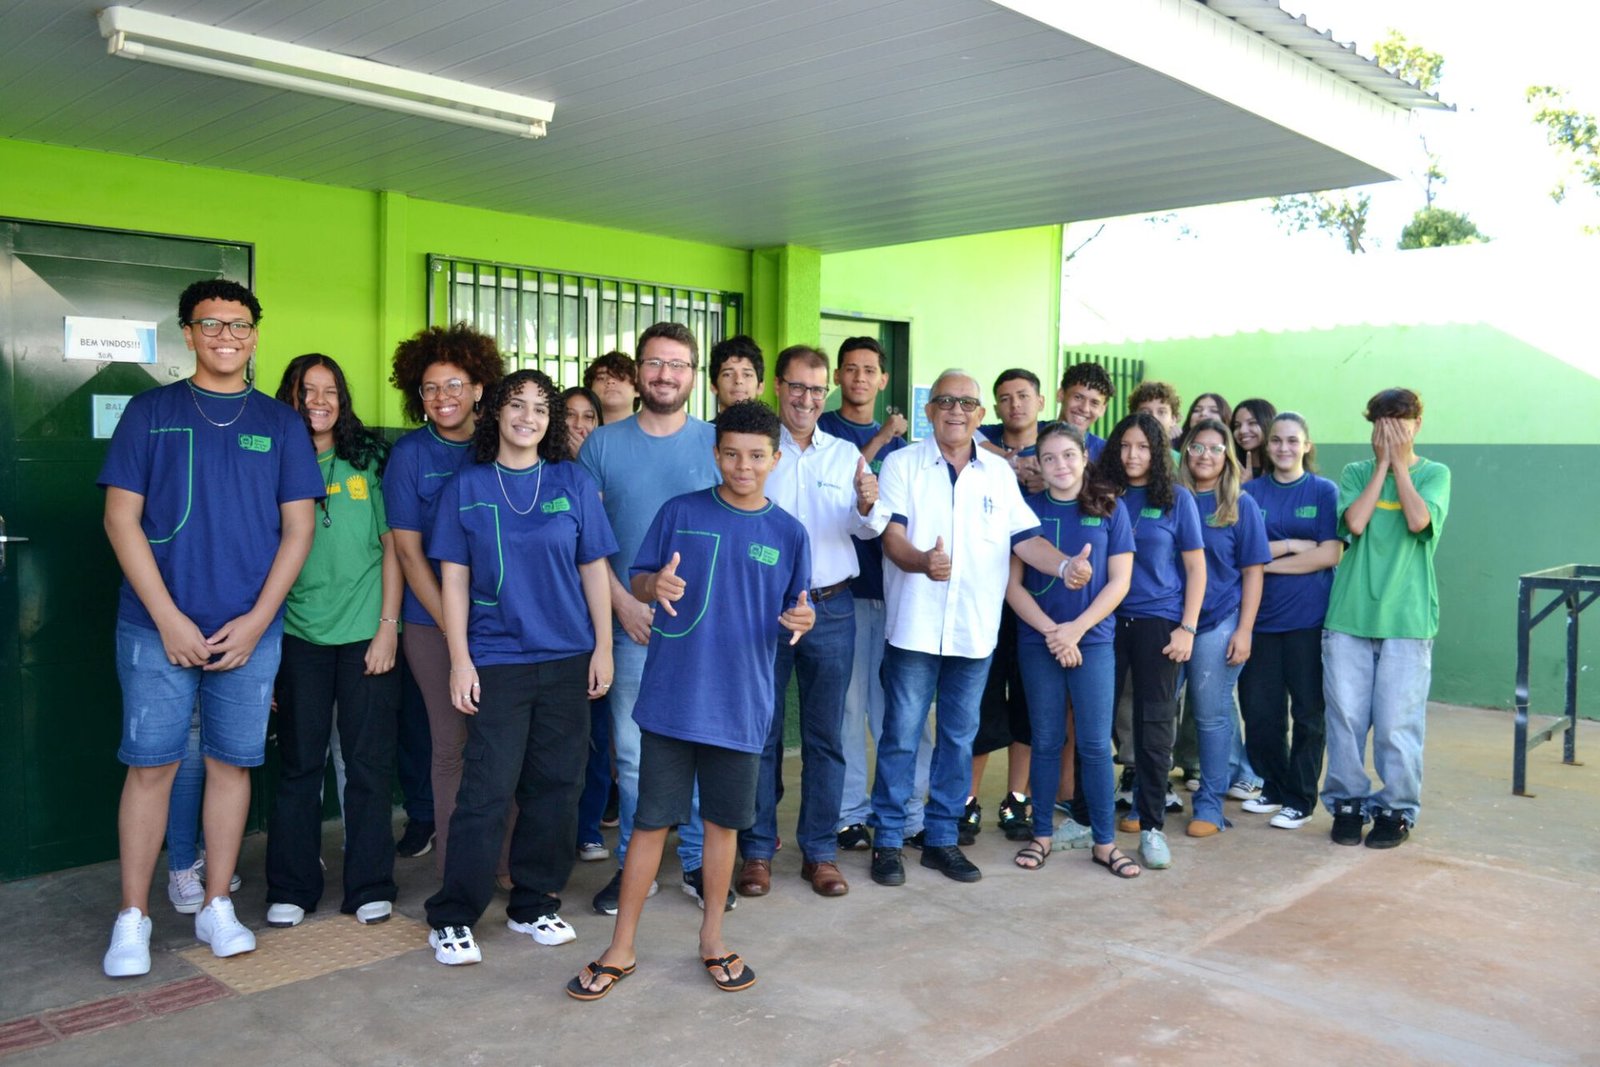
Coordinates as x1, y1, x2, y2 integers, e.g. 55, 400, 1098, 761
385, 425, 474, 626
429, 459, 618, 666
1193, 490, 1272, 633
98, 381, 324, 636
1017, 492, 1134, 647
1086, 432, 1106, 463
630, 489, 811, 754
816, 410, 906, 601
1243, 471, 1340, 633
1117, 484, 1205, 622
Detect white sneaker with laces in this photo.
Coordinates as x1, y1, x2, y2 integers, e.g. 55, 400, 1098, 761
577, 841, 611, 862
104, 907, 152, 977
195, 897, 256, 958
356, 901, 393, 924
508, 912, 577, 946
1270, 807, 1311, 829
429, 925, 482, 965
1241, 796, 1282, 814
168, 855, 244, 914
266, 903, 305, 927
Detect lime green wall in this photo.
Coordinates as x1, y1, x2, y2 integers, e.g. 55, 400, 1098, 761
821, 226, 1062, 396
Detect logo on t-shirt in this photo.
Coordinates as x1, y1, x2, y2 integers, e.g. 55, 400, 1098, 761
748, 543, 780, 566
1079, 516, 1103, 527
347, 475, 369, 500
238, 434, 272, 453
1295, 505, 1318, 518
541, 496, 571, 514
1140, 507, 1162, 519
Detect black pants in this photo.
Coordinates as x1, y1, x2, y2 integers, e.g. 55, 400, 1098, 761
266, 635, 401, 912
425, 655, 590, 928
1113, 616, 1180, 832
975, 604, 1030, 755
1238, 627, 1326, 815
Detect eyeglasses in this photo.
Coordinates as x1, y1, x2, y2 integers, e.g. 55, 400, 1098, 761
185, 318, 256, 339
419, 378, 468, 401
779, 380, 828, 401
1186, 442, 1229, 457
930, 395, 981, 412
640, 358, 694, 374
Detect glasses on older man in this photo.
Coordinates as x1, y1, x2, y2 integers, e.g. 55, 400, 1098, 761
930, 394, 980, 412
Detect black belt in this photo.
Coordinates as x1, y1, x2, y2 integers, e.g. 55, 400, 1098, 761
809, 580, 850, 603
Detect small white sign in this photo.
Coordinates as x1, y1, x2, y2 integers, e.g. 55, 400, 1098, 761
92, 394, 132, 440
911, 385, 932, 441
65, 316, 157, 364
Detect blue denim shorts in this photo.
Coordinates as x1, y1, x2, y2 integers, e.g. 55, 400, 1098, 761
115, 617, 283, 768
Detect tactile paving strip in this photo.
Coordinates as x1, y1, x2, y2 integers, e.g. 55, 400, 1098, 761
179, 912, 429, 995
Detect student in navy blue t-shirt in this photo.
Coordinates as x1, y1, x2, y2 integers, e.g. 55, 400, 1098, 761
422, 370, 617, 967
1176, 419, 1272, 836
99, 280, 323, 978
1055, 361, 1115, 463
569, 401, 814, 1002
1098, 412, 1205, 872
1238, 412, 1341, 829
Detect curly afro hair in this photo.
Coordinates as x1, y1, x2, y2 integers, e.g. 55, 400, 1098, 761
389, 322, 505, 425
472, 369, 567, 466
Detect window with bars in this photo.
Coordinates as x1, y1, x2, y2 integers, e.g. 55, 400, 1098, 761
1055, 349, 1145, 440
427, 254, 742, 421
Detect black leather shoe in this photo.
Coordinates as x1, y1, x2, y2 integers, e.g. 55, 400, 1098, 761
870, 847, 905, 886
919, 844, 982, 883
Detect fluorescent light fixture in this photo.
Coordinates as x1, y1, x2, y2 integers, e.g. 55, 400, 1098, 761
97, 6, 552, 139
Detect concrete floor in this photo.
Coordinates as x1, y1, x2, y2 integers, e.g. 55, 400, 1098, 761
2, 703, 1597, 1066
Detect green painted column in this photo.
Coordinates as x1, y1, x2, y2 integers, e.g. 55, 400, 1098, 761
749, 244, 822, 392
377, 189, 410, 432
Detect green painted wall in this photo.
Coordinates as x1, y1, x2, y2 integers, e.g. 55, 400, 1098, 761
1083, 324, 1600, 714
821, 226, 1062, 398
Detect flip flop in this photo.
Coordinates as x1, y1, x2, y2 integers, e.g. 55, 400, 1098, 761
1013, 841, 1049, 870
565, 960, 636, 1001
1093, 847, 1141, 879
703, 952, 757, 992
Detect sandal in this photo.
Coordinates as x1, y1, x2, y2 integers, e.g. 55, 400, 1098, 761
566, 959, 637, 1001
1013, 840, 1050, 871
1093, 846, 1141, 879
703, 952, 757, 992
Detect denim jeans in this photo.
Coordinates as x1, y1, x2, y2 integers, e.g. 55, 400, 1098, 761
1239, 626, 1326, 814
871, 646, 991, 849
1184, 612, 1246, 826
1113, 616, 1180, 832
741, 589, 855, 862
1018, 642, 1116, 844
575, 691, 613, 846
165, 705, 206, 871
1321, 630, 1432, 824
838, 599, 930, 833
611, 635, 704, 870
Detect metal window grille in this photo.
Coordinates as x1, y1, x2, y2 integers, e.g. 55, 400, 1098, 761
1056, 349, 1145, 440
427, 254, 741, 421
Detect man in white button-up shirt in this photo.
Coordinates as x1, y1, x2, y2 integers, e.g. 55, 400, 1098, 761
735, 345, 888, 900
869, 370, 1090, 887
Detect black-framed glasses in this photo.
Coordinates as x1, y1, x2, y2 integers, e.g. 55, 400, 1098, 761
930, 394, 980, 412
640, 358, 694, 373
779, 379, 828, 401
185, 318, 256, 339
420, 378, 468, 401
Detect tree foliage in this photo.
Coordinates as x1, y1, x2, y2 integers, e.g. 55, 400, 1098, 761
1270, 192, 1371, 254
1398, 207, 1487, 249
1526, 85, 1600, 207
1373, 29, 1444, 92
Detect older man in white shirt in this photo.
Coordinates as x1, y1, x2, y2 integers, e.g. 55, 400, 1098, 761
869, 369, 1090, 886
735, 345, 888, 899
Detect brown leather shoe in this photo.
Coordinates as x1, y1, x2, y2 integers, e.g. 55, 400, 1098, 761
801, 860, 849, 897
735, 858, 771, 897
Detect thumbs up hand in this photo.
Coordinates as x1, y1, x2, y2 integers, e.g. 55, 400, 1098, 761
1064, 543, 1093, 590
854, 455, 878, 514
924, 536, 952, 582
780, 588, 815, 645
653, 551, 686, 616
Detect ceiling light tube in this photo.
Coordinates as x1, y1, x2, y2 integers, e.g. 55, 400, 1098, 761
97, 5, 552, 139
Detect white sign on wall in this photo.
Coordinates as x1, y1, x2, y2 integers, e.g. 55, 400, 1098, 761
92, 395, 133, 440
64, 316, 157, 364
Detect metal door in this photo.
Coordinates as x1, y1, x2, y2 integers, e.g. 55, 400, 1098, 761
0, 218, 251, 878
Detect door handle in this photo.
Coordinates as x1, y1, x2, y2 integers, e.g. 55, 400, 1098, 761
0, 536, 30, 543
0, 513, 25, 576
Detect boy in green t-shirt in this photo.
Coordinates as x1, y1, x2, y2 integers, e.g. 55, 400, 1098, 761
1321, 388, 1450, 850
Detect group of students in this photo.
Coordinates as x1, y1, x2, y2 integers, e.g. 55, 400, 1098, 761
98, 277, 1449, 1005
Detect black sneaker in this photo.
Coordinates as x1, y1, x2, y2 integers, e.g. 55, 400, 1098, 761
1329, 801, 1364, 846
1115, 767, 1135, 811
1364, 808, 1410, 849
919, 844, 982, 883
904, 830, 926, 851
871, 847, 906, 886
959, 797, 982, 846
592, 870, 624, 915
600, 783, 620, 829
681, 867, 736, 912
837, 823, 872, 851
997, 792, 1033, 841
395, 820, 436, 858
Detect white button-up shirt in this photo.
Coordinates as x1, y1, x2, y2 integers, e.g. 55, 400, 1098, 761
879, 435, 1041, 658
768, 424, 887, 589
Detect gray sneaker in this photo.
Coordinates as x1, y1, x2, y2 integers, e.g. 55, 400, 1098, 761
1052, 817, 1094, 850
1139, 829, 1172, 869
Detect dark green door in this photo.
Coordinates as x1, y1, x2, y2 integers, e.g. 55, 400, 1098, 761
819, 314, 910, 424
0, 219, 251, 878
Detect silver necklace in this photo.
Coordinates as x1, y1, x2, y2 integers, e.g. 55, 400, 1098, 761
495, 460, 544, 516
187, 380, 251, 428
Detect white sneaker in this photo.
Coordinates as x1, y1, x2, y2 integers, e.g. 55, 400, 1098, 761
1241, 796, 1282, 814
104, 907, 152, 977
1051, 817, 1094, 850
429, 925, 481, 965
195, 854, 244, 893
195, 897, 256, 958
1270, 807, 1311, 829
265, 903, 305, 928
1226, 780, 1263, 801
355, 901, 393, 925
508, 912, 577, 946
577, 841, 611, 862
168, 856, 243, 914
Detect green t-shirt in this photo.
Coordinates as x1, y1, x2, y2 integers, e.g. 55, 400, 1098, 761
1324, 457, 1450, 639
284, 450, 390, 645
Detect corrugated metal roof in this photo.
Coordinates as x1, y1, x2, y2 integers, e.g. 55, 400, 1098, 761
1203, 0, 1452, 110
